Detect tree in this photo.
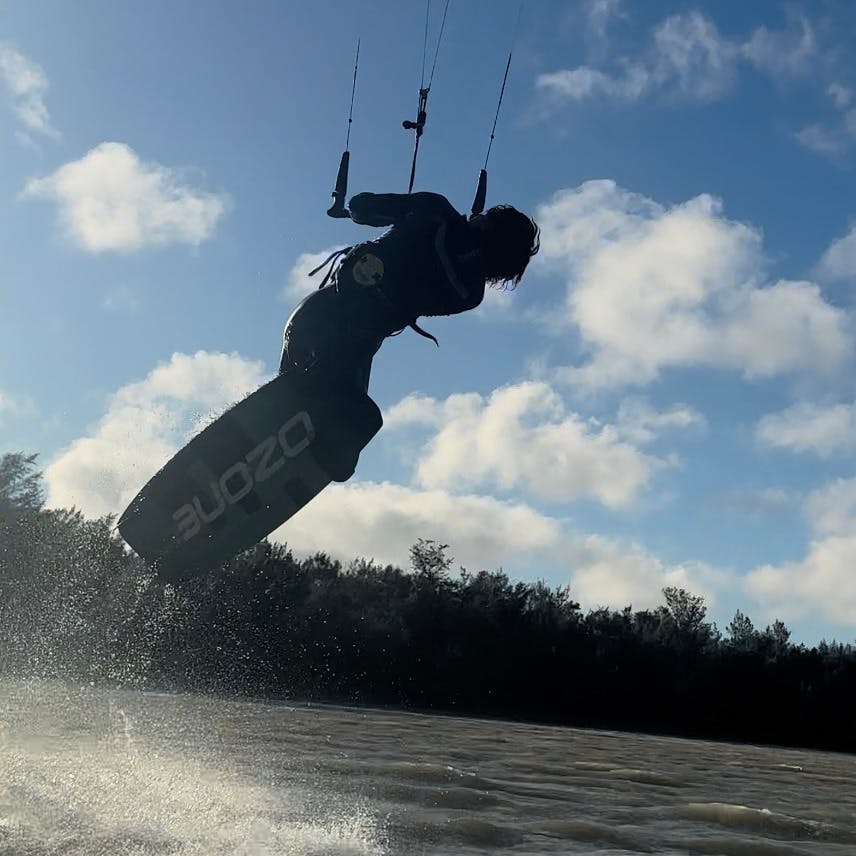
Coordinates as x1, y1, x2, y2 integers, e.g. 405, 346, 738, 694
662, 586, 717, 648
0, 452, 46, 595
524, 580, 580, 630
409, 539, 452, 586
663, 587, 706, 633
727, 610, 759, 652
762, 619, 791, 660
0, 452, 44, 520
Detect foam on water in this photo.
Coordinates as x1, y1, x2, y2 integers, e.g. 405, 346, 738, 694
678, 802, 856, 844
1, 693, 388, 856
603, 767, 681, 787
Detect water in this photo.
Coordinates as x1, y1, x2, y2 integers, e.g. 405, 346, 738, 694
1, 679, 854, 855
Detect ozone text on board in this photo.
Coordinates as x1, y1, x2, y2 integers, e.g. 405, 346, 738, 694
172, 411, 315, 542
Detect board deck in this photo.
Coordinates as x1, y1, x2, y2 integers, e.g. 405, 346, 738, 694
118, 373, 382, 582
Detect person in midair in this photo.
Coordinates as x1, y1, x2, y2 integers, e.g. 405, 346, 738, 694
280, 190, 539, 402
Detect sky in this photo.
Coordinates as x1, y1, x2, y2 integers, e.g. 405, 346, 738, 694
2, 0, 856, 644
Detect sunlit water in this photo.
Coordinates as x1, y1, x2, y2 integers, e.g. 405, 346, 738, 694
1, 679, 854, 855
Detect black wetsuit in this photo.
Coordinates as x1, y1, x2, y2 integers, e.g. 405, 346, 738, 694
280, 192, 486, 394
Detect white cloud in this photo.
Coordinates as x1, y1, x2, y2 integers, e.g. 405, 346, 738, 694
536, 180, 850, 388
739, 12, 815, 80
818, 224, 856, 280
651, 11, 736, 100
44, 351, 267, 517
794, 123, 849, 159
472, 284, 516, 321
721, 280, 849, 379
585, 0, 625, 42
536, 65, 649, 102
795, 82, 856, 160
0, 42, 58, 141
23, 142, 230, 253
39, 352, 727, 604
745, 478, 856, 625
281, 246, 345, 302
756, 401, 856, 457
537, 10, 815, 107
828, 83, 852, 111
569, 533, 729, 610
384, 392, 444, 429
273, 477, 733, 614
747, 538, 856, 625
804, 478, 856, 537
385, 381, 684, 508
615, 397, 705, 445
0, 390, 35, 425
537, 11, 734, 104
272, 481, 562, 572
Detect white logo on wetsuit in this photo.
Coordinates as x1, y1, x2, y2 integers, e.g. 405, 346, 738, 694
352, 253, 384, 286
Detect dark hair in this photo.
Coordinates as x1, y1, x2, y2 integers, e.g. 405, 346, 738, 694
480, 205, 540, 288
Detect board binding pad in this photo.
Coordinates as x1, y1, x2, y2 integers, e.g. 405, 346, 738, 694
118, 372, 382, 583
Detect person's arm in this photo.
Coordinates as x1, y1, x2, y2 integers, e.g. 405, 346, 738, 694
347, 191, 459, 227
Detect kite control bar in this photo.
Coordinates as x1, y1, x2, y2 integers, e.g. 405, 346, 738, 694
403, 87, 429, 194
326, 40, 360, 219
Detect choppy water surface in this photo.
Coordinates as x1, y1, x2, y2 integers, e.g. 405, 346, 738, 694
1, 679, 854, 855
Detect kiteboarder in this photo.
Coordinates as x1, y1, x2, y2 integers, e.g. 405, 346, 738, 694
279, 190, 539, 399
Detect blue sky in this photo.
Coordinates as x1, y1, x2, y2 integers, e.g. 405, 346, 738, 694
2, 0, 856, 643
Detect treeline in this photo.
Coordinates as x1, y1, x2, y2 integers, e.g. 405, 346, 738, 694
1, 451, 854, 752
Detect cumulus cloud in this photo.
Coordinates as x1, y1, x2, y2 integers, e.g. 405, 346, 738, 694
40, 348, 720, 599
804, 478, 856, 537
281, 246, 345, 302
537, 9, 815, 107
23, 142, 229, 253
614, 397, 705, 445
746, 478, 856, 625
0, 42, 58, 141
817, 224, 856, 280
535, 180, 850, 388
384, 381, 689, 508
384, 392, 444, 429
746, 539, 856, 625
273, 478, 732, 614
271, 478, 736, 617
272, 481, 562, 572
569, 533, 729, 610
756, 401, 856, 457
44, 351, 267, 517
795, 82, 856, 160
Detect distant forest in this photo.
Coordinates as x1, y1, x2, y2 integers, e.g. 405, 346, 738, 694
1, 451, 854, 753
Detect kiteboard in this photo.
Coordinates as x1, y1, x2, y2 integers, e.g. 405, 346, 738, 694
118, 372, 382, 583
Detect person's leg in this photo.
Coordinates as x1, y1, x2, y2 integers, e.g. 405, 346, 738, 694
279, 289, 382, 481
281, 288, 382, 394
280, 288, 333, 378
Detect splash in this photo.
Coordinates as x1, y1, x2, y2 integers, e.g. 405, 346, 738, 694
1, 680, 389, 856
